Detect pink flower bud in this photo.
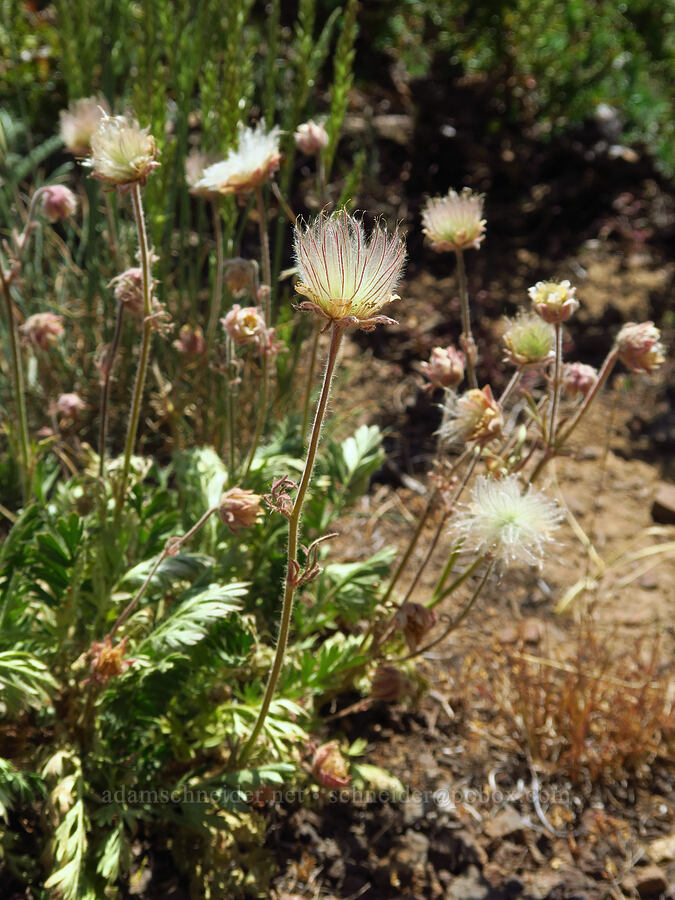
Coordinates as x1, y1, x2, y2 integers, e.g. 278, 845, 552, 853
420, 345, 465, 389
370, 665, 413, 702
615, 321, 665, 374
561, 362, 597, 399
528, 280, 578, 324
311, 741, 351, 789
41, 185, 78, 223
21, 312, 65, 350
218, 487, 263, 532
221, 304, 266, 346
294, 120, 329, 155
172, 325, 205, 356
53, 392, 87, 419
224, 258, 255, 297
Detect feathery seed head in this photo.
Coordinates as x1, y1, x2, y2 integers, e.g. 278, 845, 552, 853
452, 474, 562, 567
420, 345, 465, 390
87, 114, 159, 190
59, 96, 108, 156
562, 362, 597, 399
502, 311, 556, 367
421, 187, 486, 253
615, 321, 665, 373
41, 185, 78, 223
529, 279, 578, 324
439, 385, 503, 447
196, 122, 281, 196
294, 209, 406, 331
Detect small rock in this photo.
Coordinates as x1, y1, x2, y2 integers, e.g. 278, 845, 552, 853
652, 481, 675, 524
444, 864, 489, 900
623, 864, 668, 897
484, 805, 528, 841
522, 617, 545, 644
638, 572, 658, 590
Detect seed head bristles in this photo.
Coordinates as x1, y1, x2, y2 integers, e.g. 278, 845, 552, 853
421, 187, 486, 253
451, 474, 562, 567
293, 209, 406, 331
196, 122, 281, 196
87, 114, 159, 190
438, 385, 503, 447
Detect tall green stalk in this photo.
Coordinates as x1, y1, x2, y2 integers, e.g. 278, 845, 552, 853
238, 322, 344, 765
0, 267, 31, 500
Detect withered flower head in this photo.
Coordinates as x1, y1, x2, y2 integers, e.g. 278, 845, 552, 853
311, 741, 351, 789
87, 114, 159, 190
173, 324, 205, 356
294, 209, 406, 331
41, 185, 78, 223
420, 345, 465, 390
615, 321, 665, 374
221, 304, 266, 346
421, 187, 486, 253
394, 602, 436, 652
218, 487, 263, 532
21, 312, 65, 350
87, 636, 134, 684
561, 362, 597, 399
439, 385, 503, 446
528, 280, 578, 324
111, 267, 145, 316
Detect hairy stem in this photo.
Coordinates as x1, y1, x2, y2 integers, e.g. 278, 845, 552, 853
255, 186, 272, 326
98, 301, 125, 480
548, 323, 563, 445
238, 322, 344, 765
455, 248, 477, 388
206, 198, 224, 349
300, 326, 320, 444
0, 266, 31, 499
114, 185, 153, 518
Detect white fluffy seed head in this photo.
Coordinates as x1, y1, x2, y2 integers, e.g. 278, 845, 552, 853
421, 187, 486, 253
452, 474, 562, 567
196, 122, 281, 196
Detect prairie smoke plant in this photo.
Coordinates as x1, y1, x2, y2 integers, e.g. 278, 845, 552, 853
439, 385, 503, 447
196, 122, 281, 196
294, 209, 406, 330
420, 345, 465, 390
452, 475, 562, 567
59, 96, 108, 156
529, 279, 578, 324
421, 187, 486, 253
87, 115, 159, 190
615, 322, 665, 373
502, 311, 555, 367
40, 186, 78, 223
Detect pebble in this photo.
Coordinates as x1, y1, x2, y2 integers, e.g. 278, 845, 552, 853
652, 481, 675, 524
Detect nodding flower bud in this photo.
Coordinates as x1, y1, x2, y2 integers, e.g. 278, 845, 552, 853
53, 392, 87, 419
41, 185, 78, 223
111, 267, 145, 316
294, 120, 329, 155
502, 312, 555, 367
561, 362, 597, 399
394, 602, 436, 652
172, 325, 205, 356
59, 96, 108, 156
225, 258, 256, 297
615, 321, 665, 374
370, 665, 413, 702
420, 345, 465, 390
221, 304, 266, 346
439, 385, 504, 447
528, 280, 578, 324
218, 487, 263, 532
421, 187, 486, 253
87, 114, 159, 190
21, 312, 65, 350
311, 741, 351, 789
87, 637, 135, 685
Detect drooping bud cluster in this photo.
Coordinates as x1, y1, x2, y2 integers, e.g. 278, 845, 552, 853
40, 185, 78, 223
439, 385, 503, 447
21, 312, 65, 350
111, 267, 145, 316
420, 345, 465, 390
528, 280, 578, 324
87, 114, 159, 190
172, 325, 205, 357
421, 187, 486, 253
502, 311, 555, 368
218, 487, 263, 532
294, 120, 329, 156
59, 96, 108, 156
311, 741, 351, 789
562, 362, 597, 399
615, 321, 665, 374
294, 209, 406, 331
221, 304, 266, 346
394, 602, 436, 652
